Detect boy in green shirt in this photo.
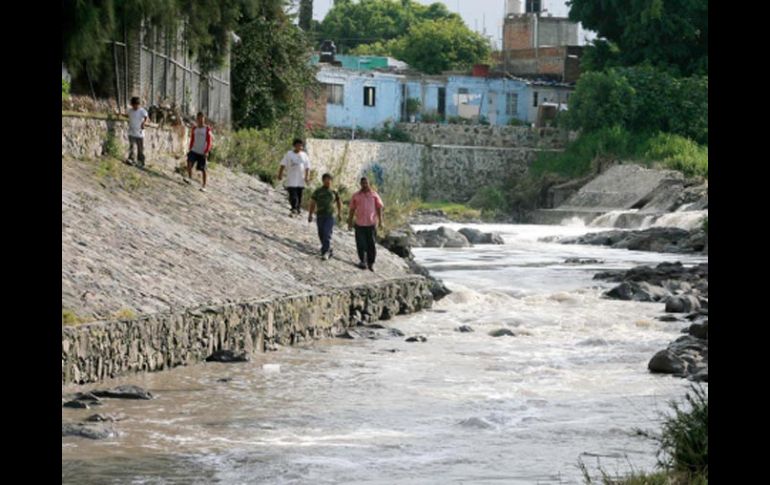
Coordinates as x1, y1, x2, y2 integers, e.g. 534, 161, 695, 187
308, 173, 342, 260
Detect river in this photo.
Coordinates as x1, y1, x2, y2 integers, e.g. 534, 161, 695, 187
62, 222, 708, 484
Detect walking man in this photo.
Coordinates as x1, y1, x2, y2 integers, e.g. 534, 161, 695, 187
127, 97, 148, 167
184, 112, 213, 192
307, 173, 342, 260
277, 138, 311, 216
347, 177, 384, 271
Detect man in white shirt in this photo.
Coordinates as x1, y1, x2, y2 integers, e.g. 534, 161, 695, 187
277, 138, 311, 216
127, 97, 149, 167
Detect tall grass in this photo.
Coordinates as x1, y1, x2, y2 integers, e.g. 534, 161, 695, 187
580, 385, 708, 484
209, 127, 296, 184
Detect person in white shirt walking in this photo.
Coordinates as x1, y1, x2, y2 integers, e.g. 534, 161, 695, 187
127, 97, 149, 167
277, 138, 311, 216
184, 112, 213, 192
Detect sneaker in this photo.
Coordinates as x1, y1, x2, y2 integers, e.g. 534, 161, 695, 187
288, 211, 295, 218
182, 177, 191, 185
322, 252, 330, 261
199, 187, 207, 192
125, 158, 135, 165
357, 261, 367, 269
368, 265, 374, 272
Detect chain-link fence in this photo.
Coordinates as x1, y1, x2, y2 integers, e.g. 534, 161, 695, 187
107, 25, 231, 126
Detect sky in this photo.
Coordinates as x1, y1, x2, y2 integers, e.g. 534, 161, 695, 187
309, 0, 595, 49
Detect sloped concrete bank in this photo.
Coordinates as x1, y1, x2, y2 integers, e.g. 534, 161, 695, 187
62, 277, 432, 385
62, 115, 435, 385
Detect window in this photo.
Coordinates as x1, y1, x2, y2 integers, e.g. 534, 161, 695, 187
506, 93, 519, 115
364, 86, 376, 107
533, 91, 539, 107
327, 84, 344, 105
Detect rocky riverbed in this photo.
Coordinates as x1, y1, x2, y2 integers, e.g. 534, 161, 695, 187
597, 262, 708, 381
547, 226, 707, 254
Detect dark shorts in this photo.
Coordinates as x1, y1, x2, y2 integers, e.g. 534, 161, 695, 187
187, 151, 207, 171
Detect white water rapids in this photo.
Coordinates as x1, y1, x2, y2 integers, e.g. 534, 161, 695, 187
62, 223, 707, 484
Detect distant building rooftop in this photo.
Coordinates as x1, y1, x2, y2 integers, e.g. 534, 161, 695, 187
310, 54, 408, 72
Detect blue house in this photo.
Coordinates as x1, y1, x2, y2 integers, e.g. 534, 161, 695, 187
311, 63, 572, 130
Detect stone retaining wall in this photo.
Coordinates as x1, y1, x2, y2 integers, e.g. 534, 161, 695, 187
62, 277, 432, 385
306, 139, 425, 199
398, 123, 571, 149
307, 138, 554, 202
62, 115, 187, 160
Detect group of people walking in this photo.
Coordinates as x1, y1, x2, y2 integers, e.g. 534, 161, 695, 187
279, 138, 384, 271
125, 99, 384, 271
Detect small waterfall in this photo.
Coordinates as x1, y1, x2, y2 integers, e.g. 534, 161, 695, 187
639, 215, 657, 229
559, 216, 587, 227
588, 210, 637, 228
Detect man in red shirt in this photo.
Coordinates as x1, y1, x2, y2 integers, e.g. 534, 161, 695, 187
347, 177, 384, 271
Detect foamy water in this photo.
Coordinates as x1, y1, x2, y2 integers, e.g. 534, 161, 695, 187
62, 223, 707, 484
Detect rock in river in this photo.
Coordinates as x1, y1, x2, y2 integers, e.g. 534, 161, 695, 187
91, 385, 154, 400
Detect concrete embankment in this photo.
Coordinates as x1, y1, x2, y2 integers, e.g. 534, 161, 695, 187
62, 116, 433, 385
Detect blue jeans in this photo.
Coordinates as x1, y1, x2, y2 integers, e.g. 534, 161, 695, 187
316, 215, 335, 254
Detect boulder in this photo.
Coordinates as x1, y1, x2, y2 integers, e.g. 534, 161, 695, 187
405, 335, 427, 342
406, 259, 451, 301
414, 227, 471, 248
62, 423, 117, 440
379, 228, 415, 259
455, 325, 474, 333
91, 385, 154, 400
665, 295, 701, 313
488, 328, 516, 337
205, 350, 250, 363
62, 392, 102, 409
605, 282, 669, 302
648, 349, 687, 375
458, 228, 504, 245
85, 413, 126, 423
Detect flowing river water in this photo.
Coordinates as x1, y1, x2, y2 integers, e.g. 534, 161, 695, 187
62, 223, 708, 484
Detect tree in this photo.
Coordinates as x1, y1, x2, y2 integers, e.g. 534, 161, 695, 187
62, 0, 267, 78
318, 0, 459, 51
567, 0, 707, 76
391, 18, 490, 74
299, 0, 313, 31
565, 67, 708, 144
231, 14, 315, 130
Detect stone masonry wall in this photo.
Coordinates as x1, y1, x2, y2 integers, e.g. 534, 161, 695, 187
306, 139, 425, 199
308, 137, 556, 202
62, 278, 432, 385
398, 123, 569, 149
62, 115, 187, 160
422, 146, 539, 202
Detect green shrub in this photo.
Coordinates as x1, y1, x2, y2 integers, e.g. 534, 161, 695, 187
566, 66, 708, 145
102, 131, 122, 159
420, 112, 443, 123
406, 98, 422, 116
531, 126, 645, 179
643, 133, 708, 179
62, 79, 71, 102
370, 121, 411, 142
211, 127, 297, 184
468, 186, 508, 220
507, 117, 526, 126
531, 127, 707, 180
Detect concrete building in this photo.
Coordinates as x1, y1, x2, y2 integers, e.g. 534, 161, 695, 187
500, 0, 583, 83
307, 63, 573, 130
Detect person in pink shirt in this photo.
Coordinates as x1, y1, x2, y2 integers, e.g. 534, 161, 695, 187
347, 177, 384, 271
